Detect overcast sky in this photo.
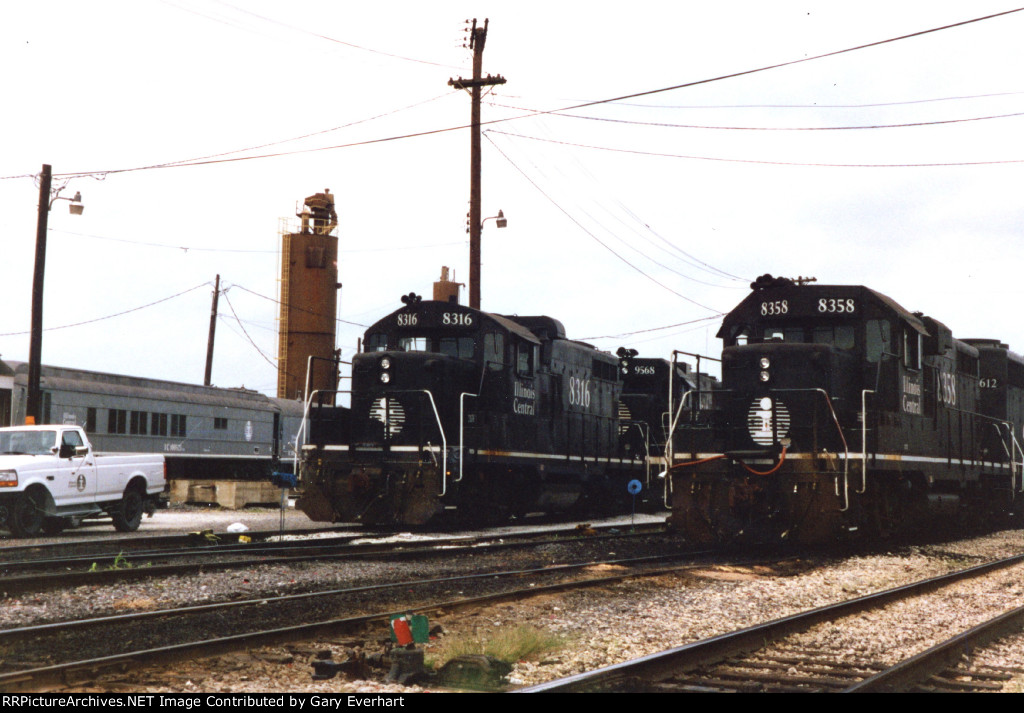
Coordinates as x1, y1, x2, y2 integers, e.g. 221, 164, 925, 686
2, 2, 1023, 398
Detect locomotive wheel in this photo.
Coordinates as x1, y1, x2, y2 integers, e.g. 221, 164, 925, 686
112, 488, 145, 532
9, 491, 45, 537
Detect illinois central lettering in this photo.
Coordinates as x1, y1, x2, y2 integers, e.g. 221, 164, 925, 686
902, 375, 922, 414
513, 381, 536, 415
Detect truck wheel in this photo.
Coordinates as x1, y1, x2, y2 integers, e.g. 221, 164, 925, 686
9, 491, 45, 537
112, 488, 144, 532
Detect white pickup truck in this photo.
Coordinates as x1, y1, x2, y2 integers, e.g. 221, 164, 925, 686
0, 425, 165, 537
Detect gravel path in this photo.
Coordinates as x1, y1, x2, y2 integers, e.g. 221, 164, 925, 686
11, 527, 1024, 693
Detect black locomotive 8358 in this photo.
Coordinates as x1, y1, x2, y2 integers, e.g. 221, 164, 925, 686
297, 294, 683, 526
670, 275, 1024, 544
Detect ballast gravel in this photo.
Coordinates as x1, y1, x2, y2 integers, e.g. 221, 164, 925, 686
6, 526, 1024, 693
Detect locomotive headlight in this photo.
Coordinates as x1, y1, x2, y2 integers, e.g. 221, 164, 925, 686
380, 372, 391, 384
759, 357, 770, 369
380, 357, 391, 370
759, 370, 770, 383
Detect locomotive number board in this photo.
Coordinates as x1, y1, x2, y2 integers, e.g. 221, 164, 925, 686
756, 295, 858, 318
395, 306, 475, 328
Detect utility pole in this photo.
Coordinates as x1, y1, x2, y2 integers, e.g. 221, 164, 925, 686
448, 18, 505, 310
204, 274, 220, 386
26, 165, 83, 424
26, 164, 52, 424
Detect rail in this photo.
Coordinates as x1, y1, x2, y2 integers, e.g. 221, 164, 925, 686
517, 552, 1024, 693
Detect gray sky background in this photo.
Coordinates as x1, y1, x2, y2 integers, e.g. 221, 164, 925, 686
3, 2, 1023, 397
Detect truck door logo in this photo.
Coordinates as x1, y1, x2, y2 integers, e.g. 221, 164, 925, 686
76, 473, 87, 492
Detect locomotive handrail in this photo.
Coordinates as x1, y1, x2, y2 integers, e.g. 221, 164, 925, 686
665, 389, 701, 469
621, 420, 653, 489
387, 389, 448, 496
859, 389, 876, 494
1012, 426, 1024, 494
952, 410, 1024, 494
458, 392, 479, 483
294, 388, 350, 479
667, 350, 720, 469
992, 421, 1024, 494
768, 388, 850, 511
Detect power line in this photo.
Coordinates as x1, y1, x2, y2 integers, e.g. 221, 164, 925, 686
579, 314, 725, 341
50, 229, 277, 254
546, 7, 1024, 115
139, 91, 458, 170
485, 134, 722, 313
49, 228, 467, 255
494, 89, 1024, 111
0, 282, 210, 337
490, 124, 746, 287
229, 283, 369, 328
489, 129, 1024, 168
210, 0, 464, 69
486, 101, 1024, 132
7, 8, 1016, 182
220, 288, 280, 373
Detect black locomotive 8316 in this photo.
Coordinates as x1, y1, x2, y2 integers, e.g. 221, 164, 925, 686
670, 275, 1024, 544
297, 294, 685, 526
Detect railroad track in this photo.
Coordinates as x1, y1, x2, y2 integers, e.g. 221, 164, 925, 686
516, 553, 1024, 693
0, 543, 722, 692
0, 521, 668, 595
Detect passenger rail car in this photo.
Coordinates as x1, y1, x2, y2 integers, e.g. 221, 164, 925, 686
297, 296, 675, 526
670, 275, 1024, 544
5, 363, 304, 480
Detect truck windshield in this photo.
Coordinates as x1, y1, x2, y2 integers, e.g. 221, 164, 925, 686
0, 430, 57, 455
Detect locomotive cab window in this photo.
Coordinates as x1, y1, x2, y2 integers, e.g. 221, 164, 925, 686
903, 329, 922, 370
516, 341, 536, 377
728, 326, 751, 346
484, 333, 505, 371
438, 336, 475, 359
365, 334, 387, 352
398, 337, 428, 352
866, 320, 892, 363
812, 325, 855, 350
766, 326, 804, 343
